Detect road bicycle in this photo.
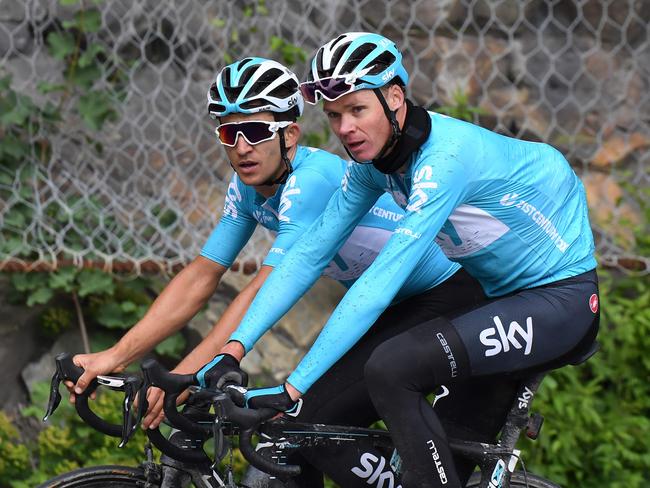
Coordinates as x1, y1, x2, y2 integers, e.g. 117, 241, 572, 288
38, 343, 599, 487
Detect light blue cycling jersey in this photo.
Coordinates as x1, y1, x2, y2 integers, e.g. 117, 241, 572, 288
200, 144, 459, 294
230, 112, 597, 393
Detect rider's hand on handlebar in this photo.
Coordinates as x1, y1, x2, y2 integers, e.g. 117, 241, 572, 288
241, 384, 301, 416
195, 353, 248, 389
64, 349, 126, 403
141, 385, 191, 429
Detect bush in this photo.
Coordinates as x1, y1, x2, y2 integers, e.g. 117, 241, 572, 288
3, 382, 153, 487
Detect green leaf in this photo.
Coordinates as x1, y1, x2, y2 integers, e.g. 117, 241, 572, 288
120, 301, 137, 313
0, 93, 33, 126
48, 267, 78, 292
78, 9, 103, 33
210, 17, 225, 28
76, 269, 115, 297
94, 302, 127, 328
36, 81, 67, 94
269, 36, 283, 52
47, 32, 76, 60
78, 43, 105, 68
26, 287, 54, 306
77, 91, 116, 130
154, 333, 186, 359
11, 272, 49, 292
0, 74, 11, 91
68, 64, 102, 90
59, 0, 80, 5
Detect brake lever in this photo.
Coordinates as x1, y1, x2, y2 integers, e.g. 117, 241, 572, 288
43, 369, 63, 422
119, 375, 144, 447
43, 352, 84, 421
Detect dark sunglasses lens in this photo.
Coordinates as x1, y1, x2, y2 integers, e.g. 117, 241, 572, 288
324, 78, 351, 97
218, 122, 274, 146
300, 83, 318, 103
301, 78, 352, 103
216, 124, 237, 145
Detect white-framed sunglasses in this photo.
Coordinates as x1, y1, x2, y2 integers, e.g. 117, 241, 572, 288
299, 67, 374, 104
215, 120, 292, 147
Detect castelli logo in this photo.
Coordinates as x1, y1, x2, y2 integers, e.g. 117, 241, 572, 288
589, 294, 599, 313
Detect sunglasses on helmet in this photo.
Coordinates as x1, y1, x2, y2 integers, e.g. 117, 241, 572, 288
299, 67, 374, 104
215, 120, 292, 147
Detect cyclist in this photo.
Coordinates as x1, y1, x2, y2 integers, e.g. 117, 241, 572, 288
66, 57, 484, 444
202, 33, 600, 488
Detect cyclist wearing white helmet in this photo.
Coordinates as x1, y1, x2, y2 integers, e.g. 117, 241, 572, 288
206, 34, 600, 488
67, 56, 485, 459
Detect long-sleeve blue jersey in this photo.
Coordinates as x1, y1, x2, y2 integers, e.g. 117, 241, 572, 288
230, 114, 597, 393
201, 145, 458, 294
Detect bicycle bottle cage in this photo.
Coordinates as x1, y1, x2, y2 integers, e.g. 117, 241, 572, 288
43, 352, 140, 440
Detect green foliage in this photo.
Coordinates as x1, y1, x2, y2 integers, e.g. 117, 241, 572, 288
0, 412, 31, 482
269, 36, 307, 66
8, 266, 164, 349
0, 0, 126, 262
302, 124, 331, 149
2, 382, 155, 487
154, 333, 187, 358
435, 88, 487, 122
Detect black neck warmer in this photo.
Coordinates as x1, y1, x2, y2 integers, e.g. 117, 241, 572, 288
372, 99, 431, 174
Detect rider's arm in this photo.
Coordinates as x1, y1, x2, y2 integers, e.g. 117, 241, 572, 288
170, 265, 273, 374
72, 174, 258, 393
73, 256, 227, 392
184, 165, 344, 364
287, 156, 469, 393
226, 164, 385, 355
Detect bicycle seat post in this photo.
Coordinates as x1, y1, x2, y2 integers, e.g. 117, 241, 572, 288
498, 372, 545, 452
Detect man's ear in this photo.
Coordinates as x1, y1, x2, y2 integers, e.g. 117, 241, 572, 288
387, 84, 405, 111
284, 122, 301, 147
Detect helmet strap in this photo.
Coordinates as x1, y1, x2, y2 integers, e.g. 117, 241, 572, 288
262, 128, 293, 186
372, 88, 402, 160
342, 88, 402, 165
372, 99, 432, 174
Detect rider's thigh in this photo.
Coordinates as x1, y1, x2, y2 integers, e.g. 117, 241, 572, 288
452, 269, 600, 376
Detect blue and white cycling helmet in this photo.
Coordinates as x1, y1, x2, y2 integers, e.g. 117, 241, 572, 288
302, 33, 408, 163
207, 57, 304, 120
301, 32, 408, 104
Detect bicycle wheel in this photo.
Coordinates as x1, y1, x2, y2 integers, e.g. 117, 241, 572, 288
466, 470, 561, 488
36, 465, 154, 488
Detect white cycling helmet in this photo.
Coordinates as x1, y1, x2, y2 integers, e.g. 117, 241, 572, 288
207, 57, 304, 119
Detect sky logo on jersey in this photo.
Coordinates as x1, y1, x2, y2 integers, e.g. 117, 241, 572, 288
479, 315, 533, 357
406, 165, 437, 213
341, 169, 351, 192
351, 452, 402, 488
223, 179, 243, 218
500, 193, 569, 253
278, 175, 300, 222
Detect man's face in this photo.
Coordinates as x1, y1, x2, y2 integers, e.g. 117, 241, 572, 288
218, 112, 285, 187
322, 89, 394, 162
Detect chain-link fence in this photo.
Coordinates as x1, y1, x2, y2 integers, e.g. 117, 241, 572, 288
1, 0, 648, 275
